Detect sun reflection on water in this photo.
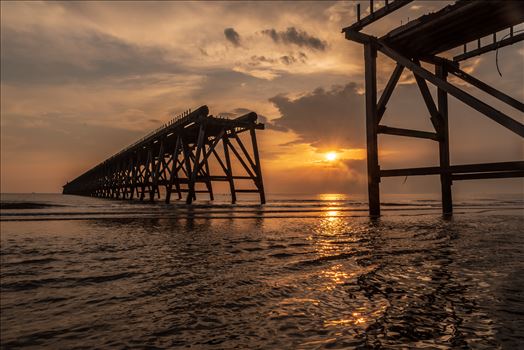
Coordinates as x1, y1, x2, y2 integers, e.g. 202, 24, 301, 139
326, 210, 339, 220
318, 193, 348, 201
321, 264, 352, 289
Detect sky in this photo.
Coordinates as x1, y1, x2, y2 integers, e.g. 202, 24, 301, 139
1, 1, 523, 195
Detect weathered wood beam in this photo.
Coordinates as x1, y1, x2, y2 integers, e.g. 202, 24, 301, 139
447, 64, 524, 112
378, 125, 439, 140
454, 32, 524, 62
381, 161, 524, 177
232, 132, 257, 173
413, 60, 443, 133
376, 38, 524, 137
377, 63, 404, 123
223, 139, 236, 204
250, 128, 266, 204
342, 0, 414, 33
437, 63, 452, 214
365, 42, 380, 216
187, 124, 206, 204
203, 144, 214, 201
224, 138, 256, 180
452, 171, 524, 181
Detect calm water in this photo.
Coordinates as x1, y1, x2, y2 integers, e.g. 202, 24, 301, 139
1, 193, 523, 349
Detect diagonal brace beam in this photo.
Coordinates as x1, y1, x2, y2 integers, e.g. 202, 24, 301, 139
413, 72, 443, 134
375, 39, 524, 137
446, 64, 524, 113
377, 63, 404, 123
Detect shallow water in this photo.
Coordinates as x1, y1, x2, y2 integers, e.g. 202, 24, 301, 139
1, 193, 523, 348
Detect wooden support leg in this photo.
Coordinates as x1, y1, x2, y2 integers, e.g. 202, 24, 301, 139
182, 141, 193, 202
152, 141, 164, 202
130, 155, 138, 200
141, 150, 152, 201
187, 125, 205, 204
149, 158, 156, 202
437, 64, 453, 215
223, 137, 237, 204
166, 136, 183, 203
250, 128, 266, 204
203, 146, 214, 201
365, 43, 380, 216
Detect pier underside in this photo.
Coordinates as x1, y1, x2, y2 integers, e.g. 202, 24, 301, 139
343, 0, 524, 216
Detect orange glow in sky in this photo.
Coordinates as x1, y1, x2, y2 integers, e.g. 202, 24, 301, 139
325, 152, 337, 162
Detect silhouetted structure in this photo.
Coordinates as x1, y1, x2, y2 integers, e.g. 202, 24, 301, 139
63, 106, 265, 204
343, 0, 524, 216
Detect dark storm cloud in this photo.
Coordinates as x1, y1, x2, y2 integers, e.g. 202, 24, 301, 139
0, 27, 179, 84
269, 83, 364, 149
224, 27, 241, 47
262, 27, 326, 51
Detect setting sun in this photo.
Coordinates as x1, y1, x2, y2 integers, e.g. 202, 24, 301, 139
325, 152, 337, 162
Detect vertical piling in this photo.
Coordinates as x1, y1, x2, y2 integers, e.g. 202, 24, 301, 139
437, 64, 453, 215
364, 43, 380, 216
250, 128, 266, 205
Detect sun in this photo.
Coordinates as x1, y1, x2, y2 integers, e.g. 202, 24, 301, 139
325, 152, 337, 162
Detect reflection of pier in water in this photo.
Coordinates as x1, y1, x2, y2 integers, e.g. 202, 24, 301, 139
63, 105, 265, 204
343, 0, 524, 216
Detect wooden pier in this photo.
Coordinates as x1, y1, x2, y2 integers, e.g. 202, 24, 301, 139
63, 105, 266, 204
343, 0, 524, 216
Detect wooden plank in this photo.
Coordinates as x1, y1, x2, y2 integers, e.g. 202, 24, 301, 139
380, 2, 524, 57
378, 125, 439, 140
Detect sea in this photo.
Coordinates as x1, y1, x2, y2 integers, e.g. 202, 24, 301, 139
1, 193, 523, 349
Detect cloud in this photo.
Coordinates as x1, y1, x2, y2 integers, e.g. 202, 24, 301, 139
280, 52, 307, 65
0, 27, 180, 84
269, 83, 364, 149
262, 27, 327, 51
249, 55, 277, 66
224, 27, 241, 47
